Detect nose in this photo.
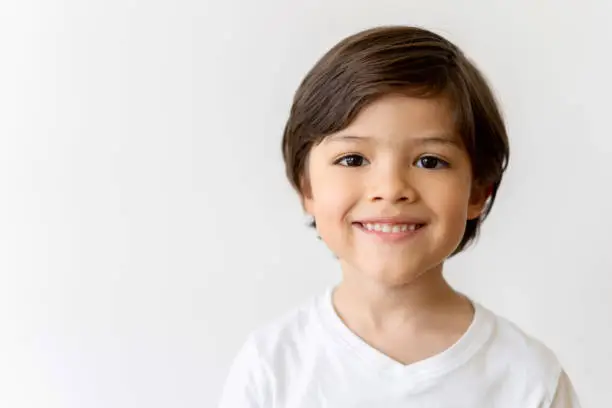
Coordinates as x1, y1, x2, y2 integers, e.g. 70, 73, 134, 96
367, 161, 417, 204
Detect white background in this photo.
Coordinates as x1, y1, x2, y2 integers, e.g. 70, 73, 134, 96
1, 0, 610, 407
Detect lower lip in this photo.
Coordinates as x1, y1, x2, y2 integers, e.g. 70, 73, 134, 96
353, 223, 425, 243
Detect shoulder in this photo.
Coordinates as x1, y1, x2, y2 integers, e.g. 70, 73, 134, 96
478, 303, 564, 402
489, 308, 560, 370
248, 290, 327, 360
221, 291, 328, 388
218, 292, 326, 407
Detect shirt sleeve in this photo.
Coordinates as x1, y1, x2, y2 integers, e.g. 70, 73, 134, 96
548, 370, 581, 408
217, 336, 268, 408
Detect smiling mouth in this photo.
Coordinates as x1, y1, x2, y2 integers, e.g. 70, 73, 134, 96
353, 222, 425, 233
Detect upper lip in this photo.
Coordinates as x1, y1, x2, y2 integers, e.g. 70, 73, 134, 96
353, 216, 427, 225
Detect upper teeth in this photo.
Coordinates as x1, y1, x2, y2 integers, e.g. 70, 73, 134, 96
362, 223, 419, 233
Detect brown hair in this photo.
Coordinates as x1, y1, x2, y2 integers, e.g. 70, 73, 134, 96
281, 26, 509, 255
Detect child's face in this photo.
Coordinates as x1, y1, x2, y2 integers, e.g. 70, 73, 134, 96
302, 94, 487, 286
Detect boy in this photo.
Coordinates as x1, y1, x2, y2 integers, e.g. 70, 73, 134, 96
218, 26, 581, 407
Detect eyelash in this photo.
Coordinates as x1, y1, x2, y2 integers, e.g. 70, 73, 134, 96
334, 154, 368, 167
333, 154, 450, 169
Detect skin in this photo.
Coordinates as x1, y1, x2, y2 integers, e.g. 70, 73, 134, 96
301, 94, 489, 365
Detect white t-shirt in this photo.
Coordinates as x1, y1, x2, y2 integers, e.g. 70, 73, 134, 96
218, 288, 581, 407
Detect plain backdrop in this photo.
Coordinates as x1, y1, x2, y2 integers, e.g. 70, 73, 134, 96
1, 0, 610, 407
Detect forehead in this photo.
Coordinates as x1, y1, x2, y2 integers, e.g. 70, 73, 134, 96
324, 93, 459, 146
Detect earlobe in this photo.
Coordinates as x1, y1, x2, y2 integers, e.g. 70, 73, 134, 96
302, 195, 314, 217
467, 185, 490, 220
467, 205, 484, 221
299, 175, 315, 215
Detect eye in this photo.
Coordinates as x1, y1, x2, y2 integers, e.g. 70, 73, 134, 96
335, 154, 369, 167
415, 155, 449, 169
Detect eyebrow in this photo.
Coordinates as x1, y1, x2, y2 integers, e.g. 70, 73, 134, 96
326, 134, 462, 147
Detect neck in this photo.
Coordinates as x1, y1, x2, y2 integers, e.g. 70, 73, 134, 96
333, 262, 468, 330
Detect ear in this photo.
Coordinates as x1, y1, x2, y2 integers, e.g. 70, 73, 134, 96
299, 176, 315, 216
302, 194, 315, 217
467, 184, 492, 221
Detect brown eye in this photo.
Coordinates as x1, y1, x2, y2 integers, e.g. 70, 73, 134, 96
415, 155, 449, 169
335, 154, 369, 167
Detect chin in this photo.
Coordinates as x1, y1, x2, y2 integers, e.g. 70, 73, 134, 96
342, 250, 447, 284
356, 260, 427, 286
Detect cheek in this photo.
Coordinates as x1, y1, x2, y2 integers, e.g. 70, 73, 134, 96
422, 176, 472, 220
309, 169, 358, 217
419, 179, 471, 255
311, 183, 355, 221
